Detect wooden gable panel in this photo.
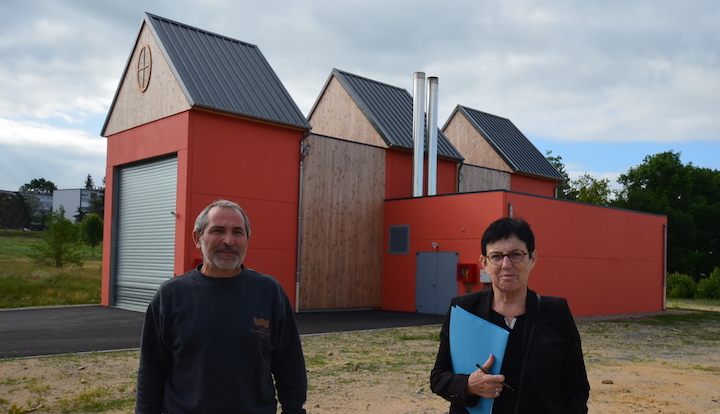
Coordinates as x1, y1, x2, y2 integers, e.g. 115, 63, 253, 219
104, 23, 190, 136
308, 77, 387, 148
443, 112, 512, 172
459, 165, 511, 193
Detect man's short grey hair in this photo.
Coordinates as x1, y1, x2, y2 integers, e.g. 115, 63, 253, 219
194, 199, 251, 238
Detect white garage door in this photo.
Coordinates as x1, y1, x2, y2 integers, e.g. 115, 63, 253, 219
113, 156, 178, 311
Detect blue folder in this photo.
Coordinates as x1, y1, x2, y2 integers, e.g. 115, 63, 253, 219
449, 305, 510, 414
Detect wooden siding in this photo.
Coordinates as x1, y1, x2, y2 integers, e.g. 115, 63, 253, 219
299, 134, 385, 309
443, 112, 512, 172
308, 77, 388, 148
459, 164, 511, 193
104, 23, 190, 136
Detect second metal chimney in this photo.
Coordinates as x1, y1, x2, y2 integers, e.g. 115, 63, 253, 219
426, 76, 439, 196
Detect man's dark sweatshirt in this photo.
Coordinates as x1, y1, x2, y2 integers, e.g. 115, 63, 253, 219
135, 265, 307, 414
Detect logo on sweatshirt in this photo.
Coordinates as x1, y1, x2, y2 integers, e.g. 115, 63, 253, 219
254, 317, 270, 328
250, 315, 271, 337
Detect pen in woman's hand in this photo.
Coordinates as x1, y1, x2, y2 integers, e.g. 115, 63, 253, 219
475, 363, 515, 392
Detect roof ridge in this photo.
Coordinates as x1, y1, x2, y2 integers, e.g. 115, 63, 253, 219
458, 105, 510, 122
144, 12, 259, 49
333, 69, 409, 93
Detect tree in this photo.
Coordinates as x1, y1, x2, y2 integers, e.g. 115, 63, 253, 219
22, 193, 43, 227
80, 213, 103, 256
29, 206, 84, 267
0, 192, 18, 234
13, 192, 32, 227
0, 192, 32, 233
74, 206, 88, 223
570, 173, 612, 206
545, 151, 611, 204
88, 176, 105, 218
19, 178, 57, 194
88, 191, 105, 218
84, 174, 95, 190
545, 151, 576, 200
613, 151, 720, 278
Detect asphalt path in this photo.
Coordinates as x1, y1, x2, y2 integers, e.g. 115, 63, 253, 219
0, 305, 445, 358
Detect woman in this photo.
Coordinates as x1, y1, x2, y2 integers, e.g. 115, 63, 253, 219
430, 218, 590, 414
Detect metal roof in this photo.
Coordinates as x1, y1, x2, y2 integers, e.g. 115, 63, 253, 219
327, 69, 463, 161
104, 13, 310, 133
453, 106, 564, 181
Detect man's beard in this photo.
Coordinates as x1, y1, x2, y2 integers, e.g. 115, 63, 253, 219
204, 245, 244, 270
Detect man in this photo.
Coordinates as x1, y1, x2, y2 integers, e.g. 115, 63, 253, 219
136, 199, 307, 414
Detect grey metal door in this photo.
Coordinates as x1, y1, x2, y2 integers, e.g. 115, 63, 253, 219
112, 156, 177, 311
416, 251, 458, 315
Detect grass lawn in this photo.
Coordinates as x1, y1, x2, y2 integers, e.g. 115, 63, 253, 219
0, 230, 102, 309
667, 298, 720, 311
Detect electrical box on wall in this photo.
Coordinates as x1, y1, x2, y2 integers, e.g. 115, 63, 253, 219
456, 263, 478, 282
480, 269, 492, 283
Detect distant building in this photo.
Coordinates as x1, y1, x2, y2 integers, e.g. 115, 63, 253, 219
52, 189, 102, 221
0, 189, 54, 229
20, 189, 53, 215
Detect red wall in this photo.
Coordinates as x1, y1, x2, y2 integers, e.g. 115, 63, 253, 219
385, 150, 413, 199
382, 191, 667, 316
437, 160, 458, 195
185, 111, 302, 299
385, 150, 458, 199
102, 112, 191, 306
510, 173, 558, 197
102, 110, 304, 307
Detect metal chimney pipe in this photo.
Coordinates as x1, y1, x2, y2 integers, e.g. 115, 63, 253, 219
426, 77, 439, 196
412, 72, 426, 197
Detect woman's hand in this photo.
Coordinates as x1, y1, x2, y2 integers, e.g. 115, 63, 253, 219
466, 354, 505, 399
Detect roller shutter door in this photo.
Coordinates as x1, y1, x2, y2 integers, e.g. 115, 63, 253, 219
113, 156, 177, 311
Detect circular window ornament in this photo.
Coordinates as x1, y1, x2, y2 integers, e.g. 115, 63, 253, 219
137, 44, 152, 92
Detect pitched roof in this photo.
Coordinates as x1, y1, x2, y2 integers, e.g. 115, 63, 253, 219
103, 13, 309, 133
313, 69, 463, 161
451, 105, 564, 181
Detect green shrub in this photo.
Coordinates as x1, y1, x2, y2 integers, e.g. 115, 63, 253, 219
695, 268, 720, 299
666, 272, 696, 299
80, 213, 103, 257
28, 207, 84, 268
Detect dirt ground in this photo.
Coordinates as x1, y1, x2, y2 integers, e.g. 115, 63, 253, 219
1, 309, 719, 414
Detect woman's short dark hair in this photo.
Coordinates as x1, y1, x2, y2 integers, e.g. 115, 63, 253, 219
481, 218, 535, 256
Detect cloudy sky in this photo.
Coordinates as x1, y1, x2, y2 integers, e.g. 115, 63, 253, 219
1, 0, 719, 192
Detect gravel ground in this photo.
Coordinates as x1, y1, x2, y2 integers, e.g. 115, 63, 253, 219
1, 308, 719, 414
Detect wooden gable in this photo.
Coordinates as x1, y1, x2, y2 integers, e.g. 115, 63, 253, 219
103, 22, 190, 136
308, 76, 387, 148
443, 110, 512, 172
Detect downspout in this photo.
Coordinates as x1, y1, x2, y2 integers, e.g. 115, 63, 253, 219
296, 133, 311, 313
457, 162, 465, 193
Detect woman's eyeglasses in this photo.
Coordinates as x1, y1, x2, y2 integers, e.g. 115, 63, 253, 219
485, 250, 528, 265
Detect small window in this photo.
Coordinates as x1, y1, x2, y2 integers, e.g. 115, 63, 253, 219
389, 225, 410, 255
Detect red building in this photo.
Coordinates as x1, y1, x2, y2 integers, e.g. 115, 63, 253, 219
101, 13, 667, 316
101, 14, 310, 310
